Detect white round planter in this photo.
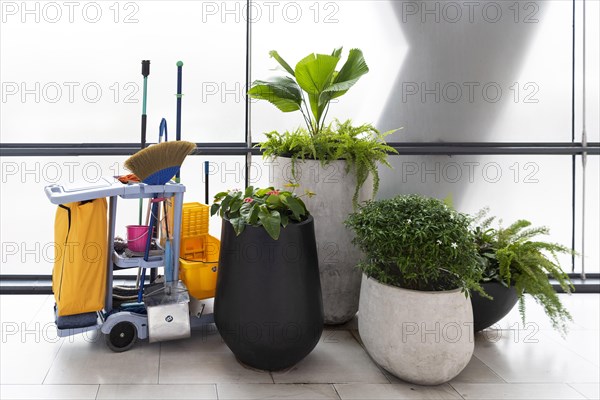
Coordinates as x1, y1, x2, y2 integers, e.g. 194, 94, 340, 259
269, 157, 372, 324
358, 274, 474, 385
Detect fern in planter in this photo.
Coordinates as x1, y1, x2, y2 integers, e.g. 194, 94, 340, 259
473, 209, 574, 335
260, 119, 396, 205
249, 48, 399, 206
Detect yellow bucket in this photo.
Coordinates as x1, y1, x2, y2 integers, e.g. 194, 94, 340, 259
180, 203, 210, 259
179, 234, 220, 300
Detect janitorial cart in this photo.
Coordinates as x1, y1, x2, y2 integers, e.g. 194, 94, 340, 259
45, 59, 221, 351
45, 177, 218, 351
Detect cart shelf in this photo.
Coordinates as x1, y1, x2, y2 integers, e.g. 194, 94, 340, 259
45, 177, 186, 204
112, 251, 165, 269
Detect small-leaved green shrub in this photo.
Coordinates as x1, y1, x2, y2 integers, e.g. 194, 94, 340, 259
345, 195, 485, 295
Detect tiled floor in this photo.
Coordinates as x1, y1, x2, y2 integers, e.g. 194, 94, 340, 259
0, 294, 598, 400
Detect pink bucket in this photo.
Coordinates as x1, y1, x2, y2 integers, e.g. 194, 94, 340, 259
126, 225, 149, 252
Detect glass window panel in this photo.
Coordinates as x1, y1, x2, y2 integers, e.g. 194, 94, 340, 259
0, 155, 245, 275
251, 0, 409, 141
179, 155, 247, 239
379, 154, 574, 271
575, 0, 600, 142
251, 0, 572, 143
575, 156, 599, 274
0, 1, 246, 144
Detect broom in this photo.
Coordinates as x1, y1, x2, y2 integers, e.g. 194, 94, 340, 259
124, 140, 196, 185
125, 139, 195, 300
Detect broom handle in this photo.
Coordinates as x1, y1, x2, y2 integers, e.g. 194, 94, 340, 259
175, 61, 183, 183
141, 60, 150, 148
204, 161, 210, 204
139, 60, 150, 225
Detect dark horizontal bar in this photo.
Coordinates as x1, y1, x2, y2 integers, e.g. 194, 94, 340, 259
0, 274, 145, 295
385, 142, 600, 156
1, 142, 598, 157
1, 286, 53, 295
0, 142, 251, 157
1, 274, 598, 295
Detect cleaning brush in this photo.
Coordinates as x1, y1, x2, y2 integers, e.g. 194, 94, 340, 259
124, 141, 196, 185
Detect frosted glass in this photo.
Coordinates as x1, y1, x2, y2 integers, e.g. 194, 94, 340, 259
575, 156, 599, 274
251, 0, 573, 143
0, 155, 245, 275
379, 154, 574, 271
575, 0, 600, 143
0, 1, 246, 143
250, 0, 408, 141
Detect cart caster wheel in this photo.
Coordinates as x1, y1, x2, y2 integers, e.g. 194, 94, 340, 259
105, 321, 137, 352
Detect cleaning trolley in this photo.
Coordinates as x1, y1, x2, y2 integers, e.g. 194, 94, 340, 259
44, 59, 220, 351
45, 178, 216, 352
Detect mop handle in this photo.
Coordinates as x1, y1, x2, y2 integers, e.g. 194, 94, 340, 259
159, 118, 168, 143
204, 161, 210, 204
141, 60, 150, 149
143, 201, 159, 262
175, 61, 183, 182
176, 61, 183, 142
139, 60, 150, 225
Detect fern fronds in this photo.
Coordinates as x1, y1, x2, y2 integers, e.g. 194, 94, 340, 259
260, 119, 398, 208
473, 212, 575, 336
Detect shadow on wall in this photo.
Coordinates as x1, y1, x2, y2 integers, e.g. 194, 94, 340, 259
377, 0, 549, 202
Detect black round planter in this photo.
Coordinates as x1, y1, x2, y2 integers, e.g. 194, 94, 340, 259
471, 281, 519, 332
214, 215, 324, 371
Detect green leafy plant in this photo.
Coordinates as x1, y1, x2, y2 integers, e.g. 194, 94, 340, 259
211, 185, 314, 240
260, 119, 397, 206
248, 48, 369, 136
345, 195, 486, 295
249, 48, 399, 207
473, 208, 574, 335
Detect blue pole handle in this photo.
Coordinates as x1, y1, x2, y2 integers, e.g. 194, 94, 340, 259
159, 118, 168, 143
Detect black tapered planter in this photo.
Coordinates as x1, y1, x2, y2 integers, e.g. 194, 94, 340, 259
471, 281, 519, 332
214, 215, 324, 371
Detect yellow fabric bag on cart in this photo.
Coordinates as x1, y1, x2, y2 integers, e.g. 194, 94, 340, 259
53, 198, 108, 316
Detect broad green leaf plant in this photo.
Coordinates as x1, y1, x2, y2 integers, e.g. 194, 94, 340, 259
248, 48, 398, 207
211, 185, 314, 241
473, 208, 574, 336
248, 48, 369, 136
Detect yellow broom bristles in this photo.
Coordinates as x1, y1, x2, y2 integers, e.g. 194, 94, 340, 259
124, 141, 196, 182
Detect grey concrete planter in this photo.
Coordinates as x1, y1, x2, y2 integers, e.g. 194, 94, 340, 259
358, 274, 474, 385
269, 157, 372, 325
